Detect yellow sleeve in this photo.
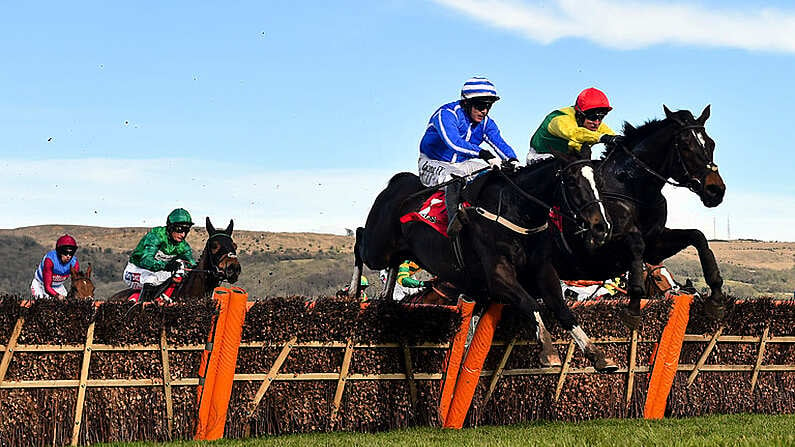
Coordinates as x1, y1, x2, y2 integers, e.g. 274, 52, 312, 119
548, 114, 604, 152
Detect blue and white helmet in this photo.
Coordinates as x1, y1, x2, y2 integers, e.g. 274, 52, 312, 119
461, 76, 500, 101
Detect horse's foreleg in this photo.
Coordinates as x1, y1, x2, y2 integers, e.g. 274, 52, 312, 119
647, 228, 725, 319
489, 259, 560, 367
620, 233, 646, 330
532, 263, 616, 372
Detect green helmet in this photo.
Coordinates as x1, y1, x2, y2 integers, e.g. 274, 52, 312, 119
166, 208, 194, 227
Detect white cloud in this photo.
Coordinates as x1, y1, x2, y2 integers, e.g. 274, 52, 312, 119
432, 0, 795, 53
1, 158, 792, 241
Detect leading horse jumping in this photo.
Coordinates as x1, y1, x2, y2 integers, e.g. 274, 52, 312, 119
352, 159, 617, 371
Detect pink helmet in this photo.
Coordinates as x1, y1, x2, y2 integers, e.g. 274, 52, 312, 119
575, 87, 612, 113
56, 234, 77, 249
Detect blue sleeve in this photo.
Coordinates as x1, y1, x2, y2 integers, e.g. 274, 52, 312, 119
483, 117, 517, 160
435, 108, 483, 157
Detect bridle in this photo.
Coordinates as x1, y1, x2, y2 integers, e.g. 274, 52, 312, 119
497, 160, 606, 235
190, 233, 239, 281
610, 123, 718, 194
69, 276, 94, 299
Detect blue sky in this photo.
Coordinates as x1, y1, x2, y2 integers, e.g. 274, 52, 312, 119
1, 1, 793, 241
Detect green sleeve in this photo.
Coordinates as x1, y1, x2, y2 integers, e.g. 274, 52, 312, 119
397, 262, 424, 288
134, 230, 168, 271
179, 243, 196, 265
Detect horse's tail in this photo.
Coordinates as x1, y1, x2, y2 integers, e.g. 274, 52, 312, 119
348, 227, 365, 299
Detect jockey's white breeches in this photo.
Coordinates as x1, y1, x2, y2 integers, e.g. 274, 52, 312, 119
123, 262, 172, 289
30, 278, 67, 299
418, 154, 489, 187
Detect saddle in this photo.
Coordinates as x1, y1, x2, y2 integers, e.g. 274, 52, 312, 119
127, 274, 183, 304
399, 170, 497, 237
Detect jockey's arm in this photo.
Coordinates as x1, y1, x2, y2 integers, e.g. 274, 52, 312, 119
41, 258, 61, 298
436, 108, 483, 159
397, 262, 424, 288
178, 244, 196, 266
136, 232, 169, 271
548, 114, 605, 152
483, 118, 518, 160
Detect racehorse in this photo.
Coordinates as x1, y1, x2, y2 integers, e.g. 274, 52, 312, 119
352, 159, 617, 371
109, 217, 241, 302
551, 105, 726, 329
69, 264, 95, 299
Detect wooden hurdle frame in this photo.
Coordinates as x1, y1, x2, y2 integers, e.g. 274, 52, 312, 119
1, 296, 794, 444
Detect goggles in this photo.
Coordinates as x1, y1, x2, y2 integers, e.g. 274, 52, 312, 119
583, 109, 608, 121
171, 225, 192, 234
470, 100, 494, 111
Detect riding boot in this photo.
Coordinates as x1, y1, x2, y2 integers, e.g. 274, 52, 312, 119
139, 283, 157, 303
445, 180, 467, 237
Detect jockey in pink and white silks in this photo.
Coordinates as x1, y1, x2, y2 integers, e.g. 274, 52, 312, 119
418, 76, 520, 236
31, 234, 80, 299
122, 208, 196, 300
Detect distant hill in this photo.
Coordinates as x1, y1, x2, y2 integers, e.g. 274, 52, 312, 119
1, 225, 792, 299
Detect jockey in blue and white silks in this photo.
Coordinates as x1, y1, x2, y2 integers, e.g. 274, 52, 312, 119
417, 76, 520, 236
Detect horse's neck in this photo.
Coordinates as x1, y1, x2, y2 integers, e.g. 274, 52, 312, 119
511, 167, 557, 213
605, 127, 675, 196
178, 249, 217, 298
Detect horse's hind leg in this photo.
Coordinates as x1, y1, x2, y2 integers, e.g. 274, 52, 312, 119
646, 228, 725, 319
379, 267, 398, 300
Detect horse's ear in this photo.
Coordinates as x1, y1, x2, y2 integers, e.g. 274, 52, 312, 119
696, 104, 711, 125
206, 217, 216, 235
85, 264, 92, 277
224, 219, 234, 235
663, 105, 684, 125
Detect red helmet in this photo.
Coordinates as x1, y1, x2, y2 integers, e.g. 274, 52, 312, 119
575, 88, 612, 113
56, 234, 78, 249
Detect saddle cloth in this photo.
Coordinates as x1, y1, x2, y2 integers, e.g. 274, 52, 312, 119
400, 191, 473, 237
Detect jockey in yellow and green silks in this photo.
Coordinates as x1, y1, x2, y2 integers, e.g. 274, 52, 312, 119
527, 87, 624, 163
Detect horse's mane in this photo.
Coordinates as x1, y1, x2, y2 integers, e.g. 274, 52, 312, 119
603, 108, 699, 159
601, 118, 667, 158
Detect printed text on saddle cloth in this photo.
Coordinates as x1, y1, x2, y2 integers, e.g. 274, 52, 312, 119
400, 191, 470, 237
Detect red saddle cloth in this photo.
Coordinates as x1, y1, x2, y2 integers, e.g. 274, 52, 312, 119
400, 191, 471, 237
128, 277, 180, 303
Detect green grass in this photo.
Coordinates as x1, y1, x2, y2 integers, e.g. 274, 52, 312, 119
96, 414, 794, 447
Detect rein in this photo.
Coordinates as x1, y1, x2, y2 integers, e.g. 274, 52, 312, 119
614, 124, 716, 194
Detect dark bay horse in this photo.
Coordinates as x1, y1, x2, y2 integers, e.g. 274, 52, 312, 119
353, 160, 617, 371
552, 105, 726, 329
109, 217, 241, 302
69, 264, 95, 299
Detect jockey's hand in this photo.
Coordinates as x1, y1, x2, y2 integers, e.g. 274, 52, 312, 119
57, 293, 67, 300
165, 259, 182, 273
599, 134, 624, 146
502, 158, 521, 171
478, 150, 501, 170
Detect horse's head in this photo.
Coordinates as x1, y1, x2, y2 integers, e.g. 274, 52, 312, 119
554, 155, 612, 250
205, 217, 241, 283
663, 105, 725, 207
69, 264, 94, 299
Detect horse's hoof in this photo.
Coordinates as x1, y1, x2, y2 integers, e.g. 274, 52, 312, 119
595, 357, 619, 373
620, 310, 641, 331
583, 346, 617, 372
704, 298, 725, 321
539, 351, 562, 368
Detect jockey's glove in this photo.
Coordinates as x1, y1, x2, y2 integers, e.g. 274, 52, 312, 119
478, 149, 501, 169
502, 158, 522, 171
165, 259, 182, 273
599, 134, 625, 146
